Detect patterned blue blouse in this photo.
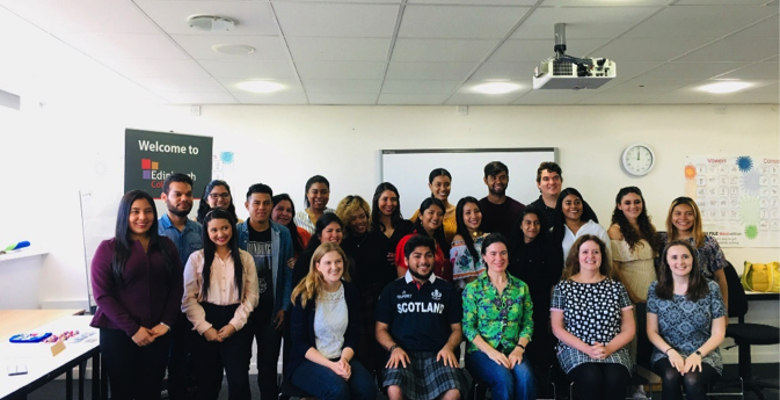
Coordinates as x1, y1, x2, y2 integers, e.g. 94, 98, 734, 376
551, 277, 634, 374
658, 233, 726, 279
647, 280, 726, 374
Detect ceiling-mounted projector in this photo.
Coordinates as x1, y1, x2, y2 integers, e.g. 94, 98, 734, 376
533, 23, 616, 90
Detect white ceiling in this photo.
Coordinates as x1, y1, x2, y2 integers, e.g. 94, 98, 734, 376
0, 0, 777, 105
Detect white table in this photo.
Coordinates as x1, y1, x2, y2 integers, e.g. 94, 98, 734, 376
0, 312, 102, 400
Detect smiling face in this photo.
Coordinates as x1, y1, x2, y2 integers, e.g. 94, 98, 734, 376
578, 240, 602, 273
406, 245, 435, 281
666, 244, 693, 279
207, 185, 232, 210
537, 170, 562, 198
421, 204, 444, 234
618, 192, 643, 222
307, 183, 330, 212
521, 213, 541, 242
128, 198, 154, 239
562, 194, 583, 222
316, 250, 344, 286
482, 242, 508, 274
484, 171, 509, 196
319, 222, 343, 245
348, 209, 368, 235
246, 192, 272, 224
428, 175, 451, 202
378, 190, 398, 217
671, 204, 696, 234
462, 202, 482, 232
207, 218, 233, 250
271, 199, 294, 226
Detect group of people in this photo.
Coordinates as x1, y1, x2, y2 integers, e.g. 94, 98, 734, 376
90, 160, 730, 400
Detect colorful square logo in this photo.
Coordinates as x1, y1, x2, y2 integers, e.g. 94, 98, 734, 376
141, 159, 151, 169
143, 170, 151, 179
142, 158, 159, 180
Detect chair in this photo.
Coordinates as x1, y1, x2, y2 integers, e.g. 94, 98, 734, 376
568, 372, 651, 400
722, 261, 780, 400
278, 319, 316, 400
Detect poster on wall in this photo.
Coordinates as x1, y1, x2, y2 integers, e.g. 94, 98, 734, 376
684, 155, 780, 248
124, 129, 212, 198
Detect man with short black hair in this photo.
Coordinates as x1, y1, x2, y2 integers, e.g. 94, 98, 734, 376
375, 234, 467, 400
236, 183, 294, 399
528, 161, 563, 230
157, 172, 202, 400
479, 161, 525, 238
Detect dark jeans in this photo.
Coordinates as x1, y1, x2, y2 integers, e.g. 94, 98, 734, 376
466, 350, 537, 400
568, 363, 630, 400
100, 327, 170, 400
190, 303, 253, 400
252, 300, 283, 399
290, 358, 378, 400
167, 313, 192, 400
653, 357, 720, 400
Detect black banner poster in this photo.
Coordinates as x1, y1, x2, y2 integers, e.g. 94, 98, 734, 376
124, 129, 212, 198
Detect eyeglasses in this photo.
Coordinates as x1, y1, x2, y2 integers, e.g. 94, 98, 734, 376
209, 193, 230, 200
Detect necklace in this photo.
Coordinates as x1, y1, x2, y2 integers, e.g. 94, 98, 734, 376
355, 234, 368, 248
471, 231, 483, 238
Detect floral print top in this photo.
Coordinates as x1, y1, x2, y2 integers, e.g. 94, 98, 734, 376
462, 273, 534, 355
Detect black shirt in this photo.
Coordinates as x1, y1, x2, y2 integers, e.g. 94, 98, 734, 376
342, 232, 394, 296
508, 237, 562, 327
375, 274, 462, 352
478, 196, 525, 238
527, 196, 557, 232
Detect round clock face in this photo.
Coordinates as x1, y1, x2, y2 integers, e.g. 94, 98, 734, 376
622, 145, 655, 176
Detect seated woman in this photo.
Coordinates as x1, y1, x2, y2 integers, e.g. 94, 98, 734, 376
395, 197, 452, 281
294, 175, 335, 234
551, 235, 635, 400
647, 240, 726, 400
553, 188, 611, 265
463, 233, 536, 400
272, 193, 312, 268
285, 242, 378, 400
410, 168, 458, 243
197, 179, 241, 224
450, 196, 488, 286
507, 207, 562, 376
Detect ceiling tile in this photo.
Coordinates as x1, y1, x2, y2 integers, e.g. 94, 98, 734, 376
511, 89, 598, 104
745, 83, 779, 96
674, 0, 774, 4
219, 78, 303, 93
606, 61, 666, 84
286, 38, 390, 61
398, 5, 530, 39
470, 62, 539, 80
134, 1, 279, 36
0, 0, 159, 33
511, 7, 659, 39
408, 0, 537, 5
273, 3, 399, 38
456, 79, 528, 93
578, 92, 662, 105
633, 62, 750, 80
377, 94, 450, 104
307, 93, 378, 105
54, 33, 189, 61
99, 59, 212, 79
159, 91, 237, 104
381, 80, 461, 94
385, 61, 477, 80
230, 90, 309, 104
623, 6, 774, 38
198, 59, 297, 79
302, 80, 382, 94
677, 37, 779, 62
445, 93, 527, 105
718, 62, 780, 80
392, 39, 499, 62
603, 79, 704, 94
134, 76, 227, 93
592, 37, 714, 62
731, 15, 780, 39
542, 0, 669, 5
295, 61, 387, 80
489, 39, 606, 62
172, 35, 289, 60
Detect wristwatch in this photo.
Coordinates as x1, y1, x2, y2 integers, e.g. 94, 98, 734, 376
516, 344, 526, 351
695, 350, 703, 357
389, 344, 399, 353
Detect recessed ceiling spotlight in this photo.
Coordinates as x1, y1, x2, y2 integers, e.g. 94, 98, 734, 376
473, 82, 521, 95
212, 44, 255, 55
698, 81, 752, 94
188, 15, 236, 32
237, 81, 285, 94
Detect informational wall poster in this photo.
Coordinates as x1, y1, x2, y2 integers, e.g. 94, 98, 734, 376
124, 129, 212, 198
684, 155, 780, 247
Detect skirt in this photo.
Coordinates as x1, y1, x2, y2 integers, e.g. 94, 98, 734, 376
382, 351, 468, 400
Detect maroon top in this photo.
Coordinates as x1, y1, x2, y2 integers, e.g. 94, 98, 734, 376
90, 237, 184, 337
479, 196, 526, 239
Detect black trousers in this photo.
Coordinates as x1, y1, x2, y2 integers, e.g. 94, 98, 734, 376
167, 313, 193, 400
251, 300, 283, 399
190, 303, 253, 400
100, 327, 170, 400
568, 362, 630, 400
653, 357, 720, 400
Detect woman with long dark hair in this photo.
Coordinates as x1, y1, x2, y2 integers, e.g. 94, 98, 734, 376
271, 193, 312, 265
90, 190, 183, 400
197, 180, 240, 224
647, 240, 726, 400
370, 182, 415, 268
410, 168, 458, 243
182, 208, 259, 400
395, 197, 453, 281
553, 187, 611, 265
294, 175, 334, 234
292, 213, 352, 290
450, 196, 488, 286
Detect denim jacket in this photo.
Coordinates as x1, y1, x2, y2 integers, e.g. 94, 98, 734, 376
236, 220, 294, 315
158, 214, 203, 266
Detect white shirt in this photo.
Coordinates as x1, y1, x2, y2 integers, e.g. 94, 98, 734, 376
314, 284, 348, 359
561, 219, 612, 265
182, 249, 259, 334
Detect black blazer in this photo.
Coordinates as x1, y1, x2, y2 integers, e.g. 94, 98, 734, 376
284, 280, 361, 379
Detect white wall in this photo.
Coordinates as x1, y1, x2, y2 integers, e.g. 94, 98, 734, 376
2, 103, 778, 362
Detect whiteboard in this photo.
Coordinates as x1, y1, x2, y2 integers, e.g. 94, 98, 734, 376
381, 148, 558, 218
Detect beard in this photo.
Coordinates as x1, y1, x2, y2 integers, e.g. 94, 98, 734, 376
409, 265, 433, 281
489, 184, 506, 196
166, 201, 191, 217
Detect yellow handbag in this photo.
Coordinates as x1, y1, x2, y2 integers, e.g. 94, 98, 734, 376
741, 261, 780, 292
